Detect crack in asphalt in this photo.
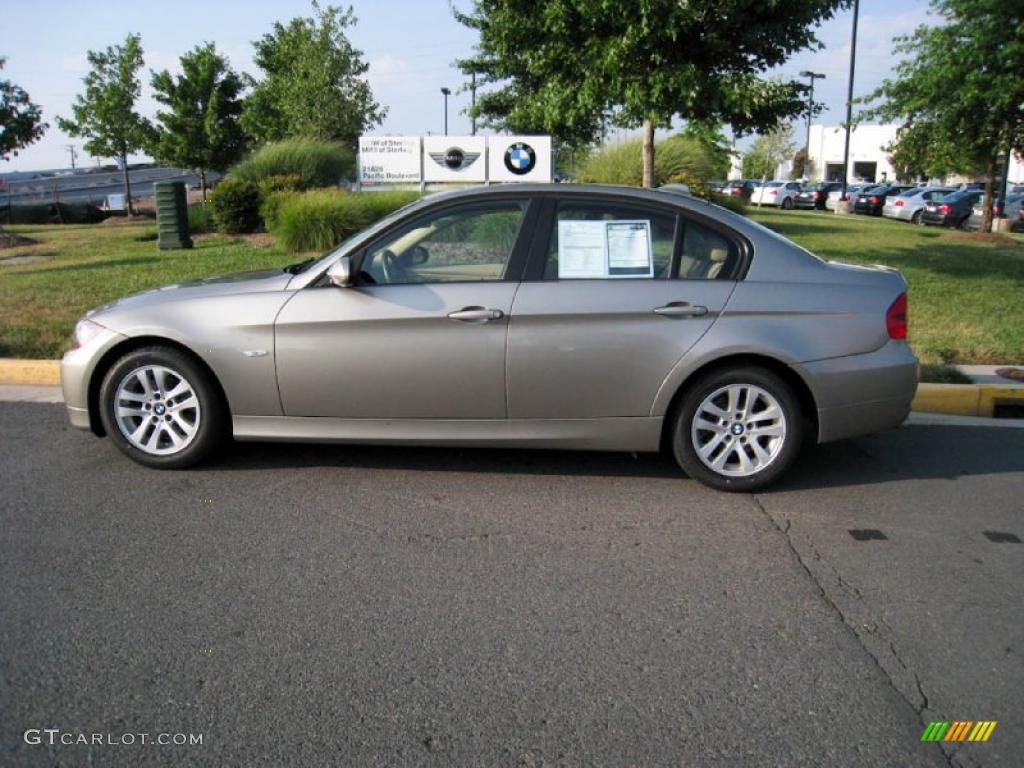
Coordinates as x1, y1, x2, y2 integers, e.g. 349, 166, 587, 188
749, 493, 965, 768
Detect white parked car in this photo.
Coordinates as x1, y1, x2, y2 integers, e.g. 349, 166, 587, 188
750, 181, 802, 209
881, 187, 955, 225
825, 184, 868, 211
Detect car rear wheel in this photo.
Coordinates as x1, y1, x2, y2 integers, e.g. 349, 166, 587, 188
98, 346, 228, 469
911, 210, 923, 225
671, 366, 803, 492
781, 197, 794, 210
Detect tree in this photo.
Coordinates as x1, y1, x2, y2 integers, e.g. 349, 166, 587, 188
859, 0, 1024, 232
57, 35, 154, 215
791, 148, 810, 179
1, 57, 46, 161
456, 0, 848, 187
151, 44, 247, 200
742, 123, 794, 185
241, 3, 385, 146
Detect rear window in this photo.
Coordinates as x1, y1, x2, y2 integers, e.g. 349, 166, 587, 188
898, 188, 924, 198
764, 182, 783, 188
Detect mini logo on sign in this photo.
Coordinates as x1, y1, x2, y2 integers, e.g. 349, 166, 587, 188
504, 142, 536, 175
429, 147, 480, 171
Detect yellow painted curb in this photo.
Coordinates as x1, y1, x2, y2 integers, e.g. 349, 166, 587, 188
0, 359, 61, 387
913, 383, 1024, 417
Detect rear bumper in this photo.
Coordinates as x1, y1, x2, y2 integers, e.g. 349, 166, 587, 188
882, 206, 913, 221
794, 341, 918, 444
921, 212, 956, 226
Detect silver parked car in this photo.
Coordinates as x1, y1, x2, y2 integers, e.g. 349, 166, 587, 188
882, 186, 955, 224
62, 185, 917, 491
825, 183, 868, 211
750, 180, 803, 209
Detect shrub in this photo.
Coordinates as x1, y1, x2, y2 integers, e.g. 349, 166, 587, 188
187, 203, 215, 234
230, 139, 354, 190
269, 189, 421, 252
211, 178, 262, 234
0, 202, 106, 225
574, 134, 724, 188
708, 193, 748, 215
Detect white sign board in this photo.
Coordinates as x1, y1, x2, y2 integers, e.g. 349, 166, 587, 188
423, 136, 487, 182
358, 136, 421, 184
557, 219, 652, 279
486, 135, 553, 182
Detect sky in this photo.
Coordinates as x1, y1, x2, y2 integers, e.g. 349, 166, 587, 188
1, 0, 935, 172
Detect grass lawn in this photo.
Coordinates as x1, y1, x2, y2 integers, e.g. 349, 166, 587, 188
0, 221, 310, 358
0, 211, 1021, 363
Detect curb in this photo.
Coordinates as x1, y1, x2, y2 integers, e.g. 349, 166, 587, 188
912, 383, 1024, 417
0, 360, 1021, 418
0, 359, 60, 387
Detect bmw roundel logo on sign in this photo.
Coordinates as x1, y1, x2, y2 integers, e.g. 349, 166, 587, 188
504, 142, 536, 175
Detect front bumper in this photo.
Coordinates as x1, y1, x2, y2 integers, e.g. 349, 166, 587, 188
794, 341, 918, 444
61, 325, 128, 432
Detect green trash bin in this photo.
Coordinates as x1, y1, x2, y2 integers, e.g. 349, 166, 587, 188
154, 180, 193, 250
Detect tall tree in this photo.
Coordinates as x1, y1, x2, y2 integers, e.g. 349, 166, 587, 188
456, 0, 847, 187
1, 57, 47, 161
742, 123, 795, 186
241, 2, 385, 146
151, 44, 247, 200
57, 34, 154, 214
859, 0, 1024, 232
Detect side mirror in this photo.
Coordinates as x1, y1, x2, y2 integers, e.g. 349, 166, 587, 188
327, 256, 353, 288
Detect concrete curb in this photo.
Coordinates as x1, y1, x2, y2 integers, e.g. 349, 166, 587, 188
0, 359, 1021, 418
912, 383, 1024, 417
0, 359, 60, 387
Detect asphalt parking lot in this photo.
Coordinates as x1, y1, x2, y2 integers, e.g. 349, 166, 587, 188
1, 401, 1021, 767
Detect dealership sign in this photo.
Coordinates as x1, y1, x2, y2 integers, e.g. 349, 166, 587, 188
359, 135, 552, 184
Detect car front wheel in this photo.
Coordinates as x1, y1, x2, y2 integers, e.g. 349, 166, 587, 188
671, 366, 803, 492
98, 346, 228, 469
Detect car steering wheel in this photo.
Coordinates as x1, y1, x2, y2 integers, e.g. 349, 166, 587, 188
380, 248, 401, 284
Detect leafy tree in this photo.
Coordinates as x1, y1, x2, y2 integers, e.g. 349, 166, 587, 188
1, 57, 46, 161
241, 3, 385, 146
790, 148, 809, 179
742, 123, 794, 185
456, 0, 848, 187
859, 0, 1024, 232
57, 34, 154, 215
151, 43, 247, 200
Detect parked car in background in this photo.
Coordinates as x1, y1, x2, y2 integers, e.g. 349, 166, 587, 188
882, 187, 955, 225
722, 179, 758, 201
1014, 208, 1024, 233
854, 184, 916, 216
707, 181, 728, 195
59, 183, 917, 492
793, 182, 843, 210
964, 193, 1024, 230
750, 180, 802, 209
921, 189, 983, 228
825, 184, 868, 211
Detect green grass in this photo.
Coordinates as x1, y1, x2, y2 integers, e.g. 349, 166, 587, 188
747, 209, 1024, 365
0, 221, 310, 358
1, 211, 1022, 363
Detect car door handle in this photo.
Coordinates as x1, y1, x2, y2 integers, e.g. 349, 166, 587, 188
447, 306, 505, 323
653, 302, 708, 318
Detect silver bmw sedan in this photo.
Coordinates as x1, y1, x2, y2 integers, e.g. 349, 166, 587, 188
61, 184, 917, 491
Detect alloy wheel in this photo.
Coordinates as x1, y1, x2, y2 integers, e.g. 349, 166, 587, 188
690, 384, 787, 477
113, 365, 201, 455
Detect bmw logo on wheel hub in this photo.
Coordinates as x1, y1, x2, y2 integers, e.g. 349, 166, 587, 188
504, 142, 536, 175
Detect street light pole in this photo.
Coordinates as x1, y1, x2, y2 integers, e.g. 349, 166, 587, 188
440, 87, 451, 136
840, 0, 860, 201
799, 71, 825, 179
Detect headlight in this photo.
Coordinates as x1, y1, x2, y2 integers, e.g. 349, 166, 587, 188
73, 318, 107, 348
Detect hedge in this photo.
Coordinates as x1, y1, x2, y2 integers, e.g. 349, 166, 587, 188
268, 189, 421, 252
230, 139, 355, 190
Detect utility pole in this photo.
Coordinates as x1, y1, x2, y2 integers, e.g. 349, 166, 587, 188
440, 87, 451, 136
839, 0, 860, 202
65, 144, 78, 170
470, 72, 477, 136
799, 71, 825, 179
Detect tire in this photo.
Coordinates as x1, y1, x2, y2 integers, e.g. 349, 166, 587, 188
781, 197, 794, 210
671, 366, 803, 492
98, 345, 228, 469
911, 210, 923, 225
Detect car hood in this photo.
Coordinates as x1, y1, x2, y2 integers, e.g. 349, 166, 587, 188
87, 268, 294, 319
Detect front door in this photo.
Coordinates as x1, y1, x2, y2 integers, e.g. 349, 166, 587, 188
507, 198, 738, 419
275, 198, 532, 418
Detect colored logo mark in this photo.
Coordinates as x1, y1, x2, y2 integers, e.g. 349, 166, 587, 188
504, 142, 536, 175
920, 721, 997, 742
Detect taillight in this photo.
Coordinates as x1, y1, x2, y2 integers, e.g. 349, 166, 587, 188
812, 191, 821, 199
768, 189, 778, 195
868, 196, 879, 204
886, 292, 908, 340
894, 199, 904, 207
993, 204, 1002, 216
938, 204, 950, 215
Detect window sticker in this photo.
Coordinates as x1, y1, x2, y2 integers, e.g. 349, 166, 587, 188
557, 219, 653, 279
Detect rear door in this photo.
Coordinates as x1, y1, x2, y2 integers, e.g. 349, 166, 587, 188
506, 196, 740, 418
